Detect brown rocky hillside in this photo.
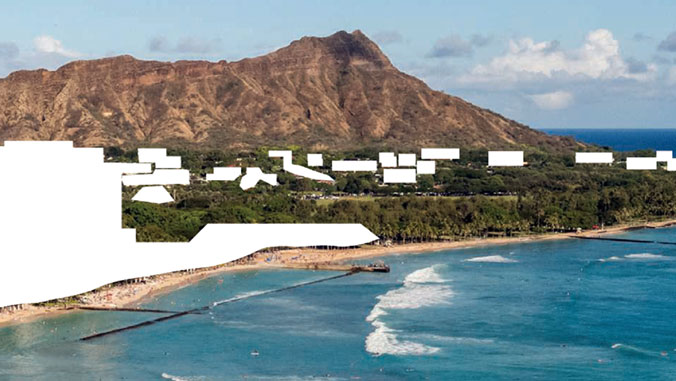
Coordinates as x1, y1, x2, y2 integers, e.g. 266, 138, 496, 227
0, 30, 579, 151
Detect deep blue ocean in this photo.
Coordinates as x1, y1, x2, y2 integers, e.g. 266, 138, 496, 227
2, 227, 676, 380
542, 128, 676, 151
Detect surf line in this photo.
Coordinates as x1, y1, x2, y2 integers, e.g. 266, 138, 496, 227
79, 271, 357, 341
569, 236, 676, 245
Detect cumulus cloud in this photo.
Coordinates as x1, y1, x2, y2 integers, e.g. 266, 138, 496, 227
427, 33, 492, 58
148, 36, 220, 54
33, 35, 80, 58
528, 90, 574, 110
658, 31, 676, 52
372, 30, 403, 45
0, 36, 83, 77
461, 29, 656, 84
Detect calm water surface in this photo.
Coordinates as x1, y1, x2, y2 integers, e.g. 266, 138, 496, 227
542, 128, 676, 151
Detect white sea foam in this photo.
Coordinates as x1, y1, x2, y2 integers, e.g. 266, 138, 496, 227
162, 374, 185, 381
161, 373, 206, 381
365, 265, 453, 356
599, 256, 623, 262
365, 320, 440, 356
403, 264, 447, 285
611, 343, 658, 357
366, 283, 454, 322
212, 289, 272, 306
464, 255, 517, 263
624, 253, 665, 260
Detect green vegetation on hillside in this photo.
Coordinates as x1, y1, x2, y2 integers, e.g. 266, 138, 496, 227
110, 147, 676, 242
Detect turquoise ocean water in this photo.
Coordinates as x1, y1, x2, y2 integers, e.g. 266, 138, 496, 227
2, 227, 676, 379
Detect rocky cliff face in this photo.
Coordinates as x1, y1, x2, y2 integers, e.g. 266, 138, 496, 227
0, 30, 578, 150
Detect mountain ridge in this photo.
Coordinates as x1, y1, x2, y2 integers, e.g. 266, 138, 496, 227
0, 30, 580, 151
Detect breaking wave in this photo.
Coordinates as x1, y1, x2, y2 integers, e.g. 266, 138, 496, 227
365, 265, 453, 356
161, 373, 206, 381
599, 253, 673, 262
598, 256, 623, 262
403, 265, 447, 284
464, 255, 517, 263
366, 320, 441, 356
611, 343, 661, 357
624, 253, 666, 260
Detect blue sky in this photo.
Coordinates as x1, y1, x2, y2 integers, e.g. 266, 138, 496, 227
1, 0, 676, 129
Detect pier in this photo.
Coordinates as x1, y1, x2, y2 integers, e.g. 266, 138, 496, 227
80, 270, 372, 341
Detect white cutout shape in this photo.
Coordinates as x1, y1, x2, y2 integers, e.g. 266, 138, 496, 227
398, 153, 417, 167
575, 152, 614, 164
269, 150, 333, 182
379, 152, 397, 168
383, 168, 417, 183
307, 154, 323, 167
421, 148, 460, 160
332, 160, 378, 172
0, 141, 378, 307
416, 160, 436, 175
240, 167, 278, 190
132, 186, 174, 204
488, 151, 524, 167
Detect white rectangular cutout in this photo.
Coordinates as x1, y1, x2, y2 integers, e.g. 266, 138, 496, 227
155, 156, 182, 169
207, 167, 242, 181
398, 153, 417, 167
626, 157, 657, 170
383, 168, 417, 183
575, 152, 614, 164
138, 148, 167, 164
379, 152, 397, 168
488, 151, 524, 167
307, 154, 323, 167
656, 151, 673, 162
416, 160, 436, 175
421, 148, 460, 160
332, 160, 378, 172
667, 159, 676, 171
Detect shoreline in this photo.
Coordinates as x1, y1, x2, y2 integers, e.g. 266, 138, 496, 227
2, 219, 675, 328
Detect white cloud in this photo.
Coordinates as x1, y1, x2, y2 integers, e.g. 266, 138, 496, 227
33, 35, 80, 58
461, 29, 656, 84
528, 90, 574, 110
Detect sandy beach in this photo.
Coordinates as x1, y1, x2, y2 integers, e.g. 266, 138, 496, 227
2, 219, 675, 327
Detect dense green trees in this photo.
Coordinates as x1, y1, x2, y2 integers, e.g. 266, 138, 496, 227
113, 146, 676, 242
